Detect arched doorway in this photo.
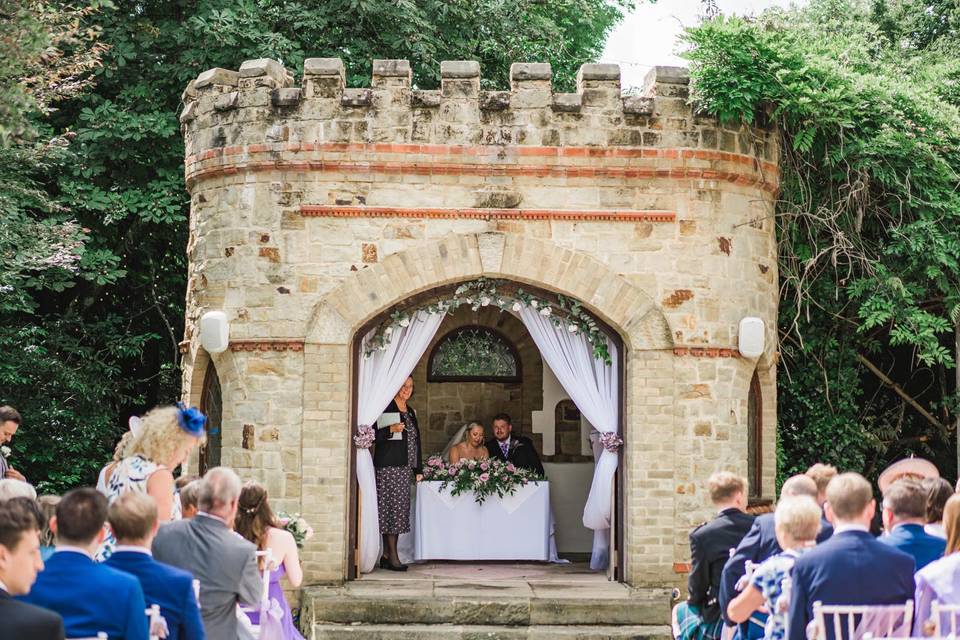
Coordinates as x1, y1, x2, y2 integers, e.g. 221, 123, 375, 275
747, 370, 762, 499
199, 360, 222, 475
347, 279, 626, 580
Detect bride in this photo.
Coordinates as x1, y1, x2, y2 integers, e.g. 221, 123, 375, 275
447, 422, 490, 464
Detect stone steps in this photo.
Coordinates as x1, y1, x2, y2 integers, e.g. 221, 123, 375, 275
311, 623, 673, 639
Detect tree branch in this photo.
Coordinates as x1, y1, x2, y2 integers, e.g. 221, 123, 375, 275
856, 353, 948, 432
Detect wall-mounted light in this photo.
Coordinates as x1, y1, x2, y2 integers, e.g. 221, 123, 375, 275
199, 311, 230, 354
738, 317, 765, 358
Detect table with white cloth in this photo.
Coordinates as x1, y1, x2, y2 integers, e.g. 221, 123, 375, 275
414, 481, 551, 561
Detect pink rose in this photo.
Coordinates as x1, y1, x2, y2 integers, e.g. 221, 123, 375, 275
448, 468, 456, 476
480, 462, 489, 471
506, 463, 516, 473
479, 473, 490, 482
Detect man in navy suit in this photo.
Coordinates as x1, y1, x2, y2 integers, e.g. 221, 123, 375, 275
719, 475, 833, 637
19, 488, 148, 640
0, 499, 64, 640
105, 492, 205, 640
787, 473, 915, 640
879, 478, 945, 571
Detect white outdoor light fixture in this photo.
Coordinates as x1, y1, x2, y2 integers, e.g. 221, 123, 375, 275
738, 317, 765, 358
199, 311, 230, 354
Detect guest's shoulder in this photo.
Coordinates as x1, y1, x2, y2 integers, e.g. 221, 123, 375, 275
153, 556, 196, 583
96, 560, 144, 591
1, 597, 63, 630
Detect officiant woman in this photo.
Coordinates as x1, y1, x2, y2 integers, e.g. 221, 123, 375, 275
373, 376, 422, 571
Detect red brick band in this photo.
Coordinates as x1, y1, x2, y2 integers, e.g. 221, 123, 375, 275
228, 340, 305, 353
300, 205, 676, 222
673, 347, 741, 358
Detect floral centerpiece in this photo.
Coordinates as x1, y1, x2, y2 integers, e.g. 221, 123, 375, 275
420, 455, 542, 505
276, 512, 314, 549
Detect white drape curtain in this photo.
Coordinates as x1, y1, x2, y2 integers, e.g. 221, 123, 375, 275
517, 307, 619, 571
356, 310, 445, 573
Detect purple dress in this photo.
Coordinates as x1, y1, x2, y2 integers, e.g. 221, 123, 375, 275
245, 564, 305, 640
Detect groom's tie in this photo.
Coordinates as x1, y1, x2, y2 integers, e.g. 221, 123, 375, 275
500, 440, 509, 458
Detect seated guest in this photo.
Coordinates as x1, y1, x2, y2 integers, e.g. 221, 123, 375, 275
727, 495, 823, 640
880, 478, 946, 571
805, 463, 837, 522
449, 423, 490, 464
0, 478, 36, 501
0, 499, 64, 640
19, 488, 147, 640
37, 496, 59, 561
105, 493, 204, 640
178, 479, 202, 520
787, 473, 915, 640
923, 477, 953, 539
719, 475, 830, 634
0, 406, 26, 481
672, 472, 754, 640
484, 413, 544, 477
913, 494, 960, 635
153, 468, 261, 640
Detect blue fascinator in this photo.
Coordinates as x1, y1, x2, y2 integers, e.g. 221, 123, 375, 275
176, 402, 208, 437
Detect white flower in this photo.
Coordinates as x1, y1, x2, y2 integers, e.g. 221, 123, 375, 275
399, 317, 410, 328
480, 296, 491, 306
512, 302, 522, 312
540, 307, 552, 316
530, 300, 539, 308
0, 446, 9, 458
568, 324, 579, 333
384, 327, 393, 336
498, 298, 505, 306
465, 297, 473, 304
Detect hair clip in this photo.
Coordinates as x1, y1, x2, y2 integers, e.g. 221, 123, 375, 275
175, 402, 207, 438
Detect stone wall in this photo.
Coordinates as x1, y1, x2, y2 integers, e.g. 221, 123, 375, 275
178, 57, 781, 587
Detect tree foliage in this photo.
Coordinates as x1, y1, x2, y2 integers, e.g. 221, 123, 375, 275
0, 0, 630, 492
684, 0, 960, 483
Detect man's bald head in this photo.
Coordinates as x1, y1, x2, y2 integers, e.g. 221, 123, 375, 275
779, 475, 818, 501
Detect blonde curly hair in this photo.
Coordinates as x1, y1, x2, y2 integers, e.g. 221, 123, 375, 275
127, 405, 205, 466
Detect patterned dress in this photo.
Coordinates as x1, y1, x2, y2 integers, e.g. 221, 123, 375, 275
96, 454, 181, 560
749, 548, 807, 640
375, 406, 419, 535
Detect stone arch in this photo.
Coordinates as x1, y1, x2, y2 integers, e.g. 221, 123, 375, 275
304, 232, 673, 351
182, 346, 247, 475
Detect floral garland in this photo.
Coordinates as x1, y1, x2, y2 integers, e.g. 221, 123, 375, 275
600, 432, 623, 452
363, 278, 612, 364
353, 425, 375, 449
420, 455, 542, 505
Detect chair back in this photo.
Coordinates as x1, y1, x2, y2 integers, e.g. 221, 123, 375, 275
67, 635, 108, 640
192, 578, 200, 603
930, 601, 960, 637
810, 600, 913, 640
146, 603, 168, 640
238, 548, 273, 638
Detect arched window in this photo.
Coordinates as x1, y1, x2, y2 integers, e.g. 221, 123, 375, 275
199, 360, 222, 475
747, 371, 762, 498
427, 325, 521, 382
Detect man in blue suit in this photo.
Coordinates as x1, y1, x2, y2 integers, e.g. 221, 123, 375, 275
19, 488, 148, 640
787, 473, 915, 640
879, 478, 945, 571
719, 475, 832, 638
105, 492, 204, 640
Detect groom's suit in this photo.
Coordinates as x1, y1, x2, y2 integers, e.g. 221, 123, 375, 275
486, 434, 545, 477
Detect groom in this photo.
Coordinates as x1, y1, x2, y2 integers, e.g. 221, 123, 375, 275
485, 413, 545, 477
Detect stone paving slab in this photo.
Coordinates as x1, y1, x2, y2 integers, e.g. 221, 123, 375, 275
312, 623, 673, 639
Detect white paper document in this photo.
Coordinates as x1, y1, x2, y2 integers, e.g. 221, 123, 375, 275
377, 412, 402, 440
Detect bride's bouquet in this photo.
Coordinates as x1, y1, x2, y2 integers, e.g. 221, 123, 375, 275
276, 512, 314, 549
420, 455, 540, 505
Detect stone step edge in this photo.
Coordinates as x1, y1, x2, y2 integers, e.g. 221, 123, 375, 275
311, 622, 673, 639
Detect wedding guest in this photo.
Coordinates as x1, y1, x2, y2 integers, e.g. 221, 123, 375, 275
0, 498, 64, 640
20, 488, 148, 640
96, 420, 139, 493
913, 494, 960, 635
373, 376, 422, 572
485, 413, 545, 477
100, 404, 205, 559
805, 463, 837, 508
37, 495, 59, 561
179, 479, 202, 520
923, 477, 953, 539
878, 457, 939, 494
449, 422, 490, 464
787, 473, 915, 640
0, 406, 25, 481
0, 478, 36, 501
719, 475, 830, 634
152, 467, 261, 640
727, 495, 823, 640
672, 472, 754, 640
880, 478, 945, 570
105, 492, 204, 640
236, 481, 304, 640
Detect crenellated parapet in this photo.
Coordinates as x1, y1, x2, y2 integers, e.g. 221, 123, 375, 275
179, 58, 777, 191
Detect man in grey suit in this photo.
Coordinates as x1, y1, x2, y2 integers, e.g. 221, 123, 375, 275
153, 467, 261, 640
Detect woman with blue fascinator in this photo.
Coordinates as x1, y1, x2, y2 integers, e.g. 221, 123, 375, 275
97, 404, 205, 559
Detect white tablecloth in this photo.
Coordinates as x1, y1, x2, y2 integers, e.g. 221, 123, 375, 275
414, 481, 551, 561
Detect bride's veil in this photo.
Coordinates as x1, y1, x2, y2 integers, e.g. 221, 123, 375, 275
441, 423, 470, 462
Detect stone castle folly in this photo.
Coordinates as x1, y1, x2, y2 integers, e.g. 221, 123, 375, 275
178, 57, 780, 588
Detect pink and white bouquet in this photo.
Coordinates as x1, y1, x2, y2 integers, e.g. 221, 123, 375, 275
277, 512, 314, 549
353, 425, 375, 449
419, 454, 541, 504
600, 432, 623, 452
